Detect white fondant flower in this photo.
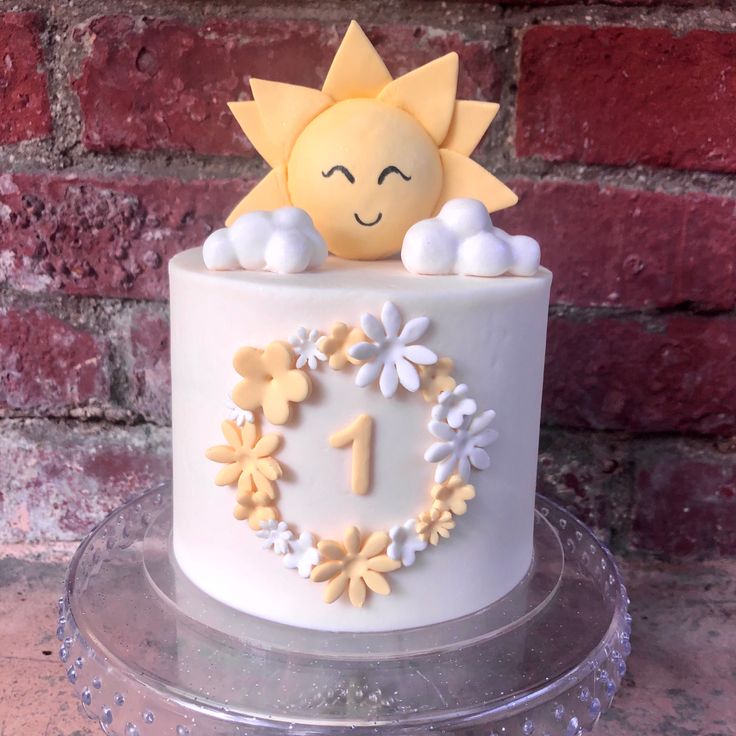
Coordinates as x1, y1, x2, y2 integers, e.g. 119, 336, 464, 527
348, 301, 438, 398
283, 531, 321, 578
431, 384, 477, 429
425, 410, 498, 483
256, 519, 293, 555
289, 327, 327, 370
225, 394, 254, 426
387, 519, 427, 567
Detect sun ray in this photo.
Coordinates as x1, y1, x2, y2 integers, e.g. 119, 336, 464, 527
436, 149, 518, 214
322, 20, 392, 100
441, 101, 499, 156
225, 167, 289, 226
250, 79, 333, 164
228, 101, 281, 169
378, 53, 459, 145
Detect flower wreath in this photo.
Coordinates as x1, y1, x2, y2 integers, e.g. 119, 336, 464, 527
206, 301, 498, 608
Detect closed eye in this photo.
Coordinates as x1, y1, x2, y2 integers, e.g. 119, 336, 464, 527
321, 165, 355, 184
378, 165, 411, 185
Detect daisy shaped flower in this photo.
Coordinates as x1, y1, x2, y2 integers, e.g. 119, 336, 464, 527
431, 384, 477, 429
283, 531, 321, 578
418, 357, 456, 403
232, 341, 311, 425
431, 475, 476, 516
387, 519, 427, 567
310, 526, 401, 607
256, 519, 293, 555
233, 494, 277, 531
416, 507, 455, 546
289, 327, 327, 370
348, 301, 438, 398
424, 409, 498, 483
205, 420, 283, 499
318, 322, 366, 370
225, 394, 254, 426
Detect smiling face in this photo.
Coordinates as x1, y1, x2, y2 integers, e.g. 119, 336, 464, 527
287, 100, 443, 260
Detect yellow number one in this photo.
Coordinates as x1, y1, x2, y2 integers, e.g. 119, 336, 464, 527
329, 414, 373, 495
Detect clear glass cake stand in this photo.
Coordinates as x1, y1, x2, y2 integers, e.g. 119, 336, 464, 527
57, 485, 631, 736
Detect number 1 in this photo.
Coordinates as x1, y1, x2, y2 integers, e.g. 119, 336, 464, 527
329, 414, 373, 495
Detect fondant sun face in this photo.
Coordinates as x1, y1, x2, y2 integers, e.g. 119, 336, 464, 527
226, 21, 518, 261
288, 100, 443, 259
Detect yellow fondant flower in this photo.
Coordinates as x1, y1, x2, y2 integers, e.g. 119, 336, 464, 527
206, 420, 283, 499
418, 357, 456, 403
232, 341, 311, 425
416, 507, 455, 546
310, 526, 401, 608
431, 475, 476, 516
233, 494, 278, 531
318, 322, 366, 370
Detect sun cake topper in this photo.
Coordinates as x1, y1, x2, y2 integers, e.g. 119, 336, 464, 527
225, 20, 517, 261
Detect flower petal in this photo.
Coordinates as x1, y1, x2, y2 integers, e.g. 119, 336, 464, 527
435, 456, 456, 484
295, 353, 307, 369
396, 357, 420, 392
254, 434, 280, 458
363, 570, 391, 595
323, 572, 348, 603
425, 442, 452, 463
231, 379, 263, 412
344, 526, 361, 556
355, 360, 382, 387
474, 429, 499, 447
263, 341, 294, 376
237, 471, 254, 497
205, 445, 236, 464
280, 369, 311, 402
310, 560, 343, 583
381, 301, 401, 338
252, 470, 276, 499
428, 420, 455, 441
247, 505, 277, 531
379, 362, 399, 398
458, 455, 472, 481
349, 342, 379, 361
262, 383, 290, 425
318, 540, 345, 560
470, 447, 491, 470
469, 409, 496, 434
399, 316, 429, 344
361, 313, 385, 343
232, 347, 264, 379
349, 576, 367, 607
403, 344, 438, 366
256, 456, 282, 481
221, 420, 241, 448
215, 463, 242, 486
361, 531, 390, 558
367, 555, 402, 573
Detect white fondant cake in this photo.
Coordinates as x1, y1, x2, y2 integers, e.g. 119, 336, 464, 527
170, 250, 551, 631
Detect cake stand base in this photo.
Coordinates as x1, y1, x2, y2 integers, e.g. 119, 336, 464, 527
57, 485, 631, 736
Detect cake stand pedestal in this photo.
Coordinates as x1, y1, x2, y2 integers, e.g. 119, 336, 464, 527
57, 486, 631, 736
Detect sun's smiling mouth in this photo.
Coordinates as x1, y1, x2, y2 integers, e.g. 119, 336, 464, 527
354, 212, 383, 227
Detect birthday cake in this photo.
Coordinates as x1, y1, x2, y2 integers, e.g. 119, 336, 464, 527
169, 21, 551, 632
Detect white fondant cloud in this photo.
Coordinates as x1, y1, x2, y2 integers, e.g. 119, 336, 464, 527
203, 207, 328, 274
401, 198, 541, 277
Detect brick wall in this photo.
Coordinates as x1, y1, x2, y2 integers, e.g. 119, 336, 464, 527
1, 1, 734, 558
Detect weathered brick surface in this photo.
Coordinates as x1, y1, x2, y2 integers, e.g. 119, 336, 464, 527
517, 26, 736, 173
544, 315, 736, 435
0, 173, 250, 300
72, 17, 500, 156
0, 419, 170, 543
494, 179, 736, 311
631, 438, 736, 557
0, 13, 52, 145
0, 307, 108, 414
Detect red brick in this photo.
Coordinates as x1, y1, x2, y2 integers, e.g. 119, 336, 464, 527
124, 305, 170, 424
632, 439, 736, 556
0, 419, 170, 543
0, 308, 108, 413
517, 26, 736, 173
544, 315, 736, 435
0, 13, 52, 144
0, 172, 251, 300
72, 17, 500, 156
493, 179, 736, 311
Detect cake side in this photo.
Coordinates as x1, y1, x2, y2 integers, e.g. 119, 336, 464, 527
170, 250, 551, 631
